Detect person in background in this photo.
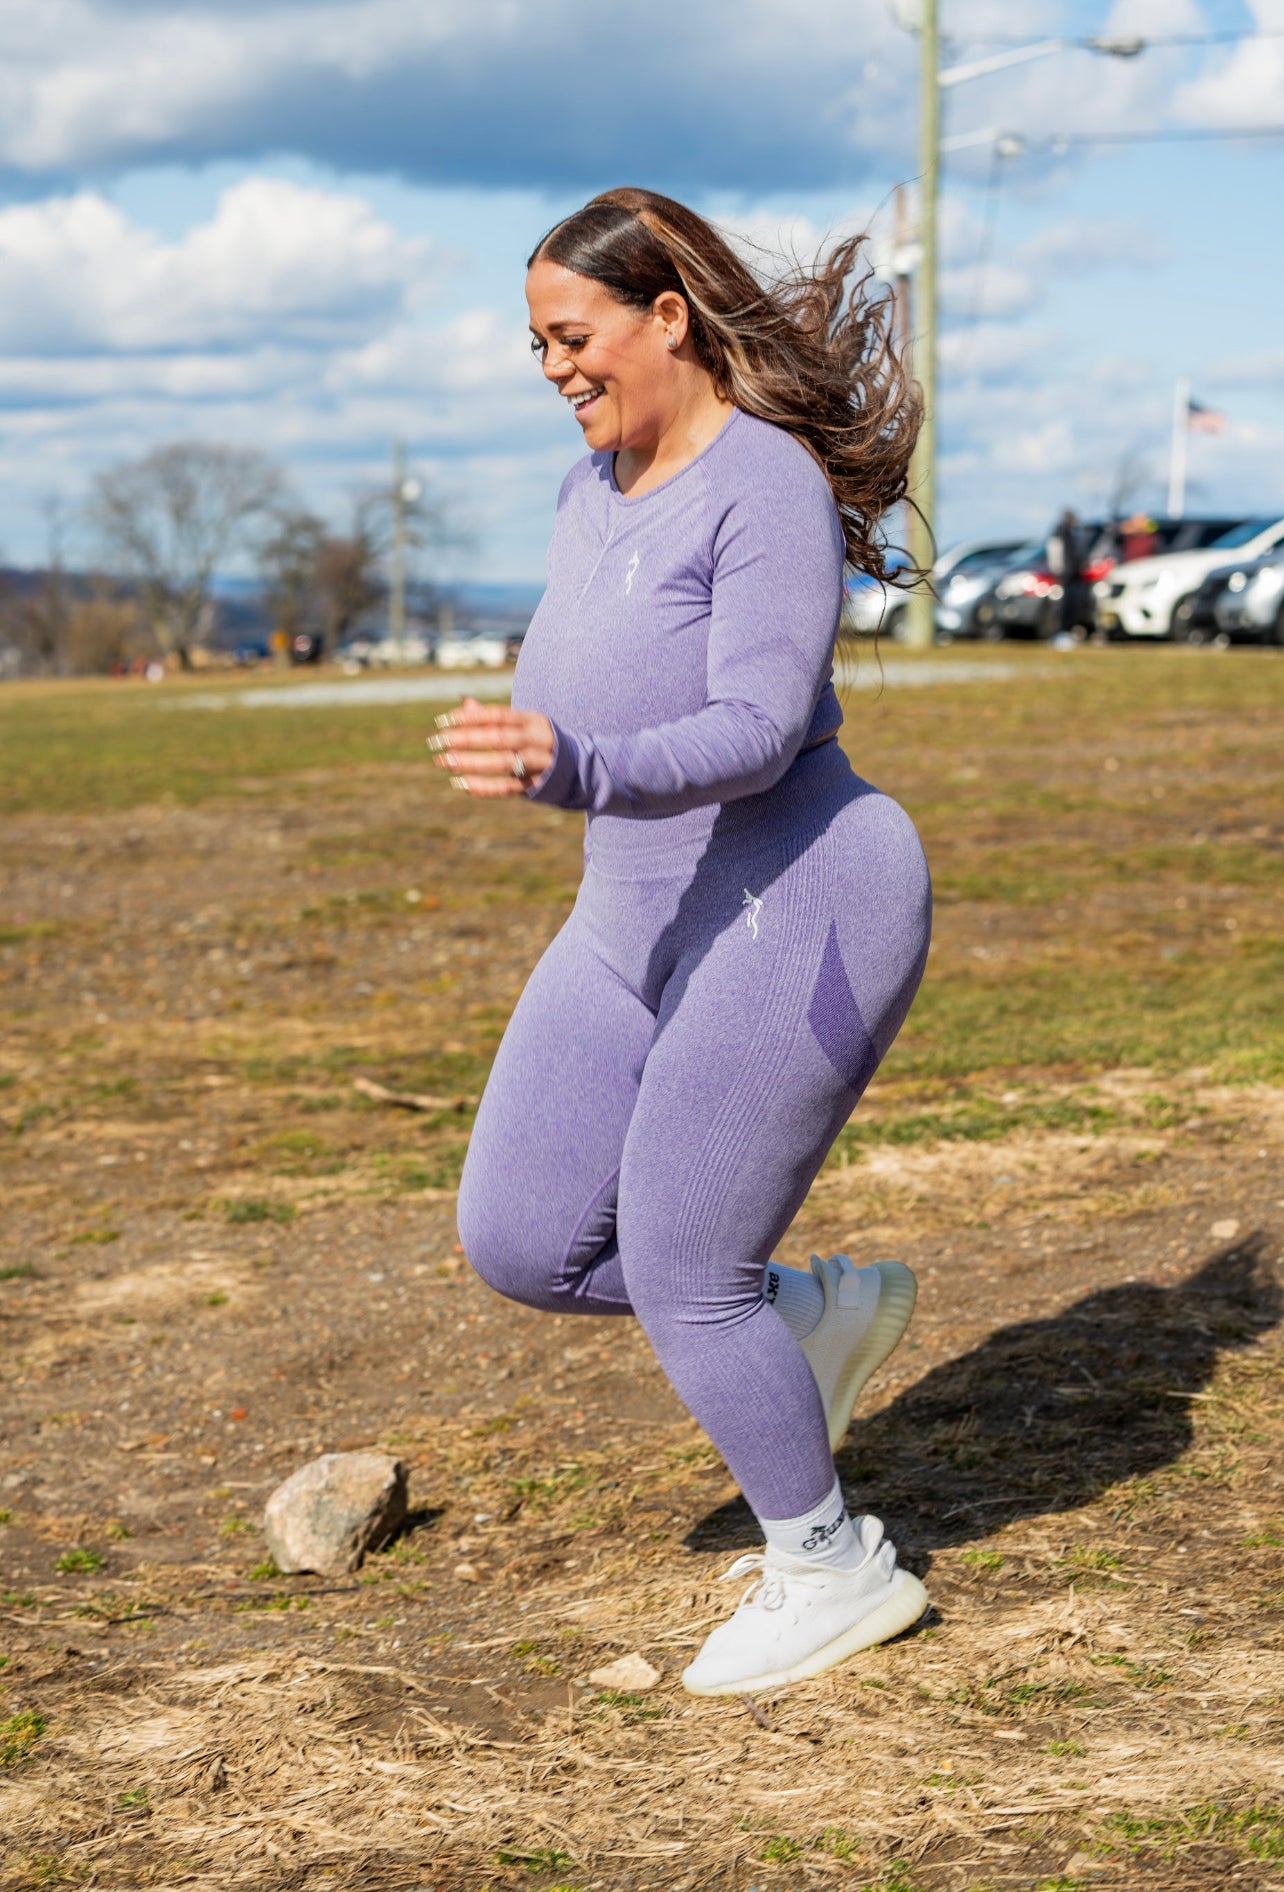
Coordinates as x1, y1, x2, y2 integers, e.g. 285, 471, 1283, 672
1048, 509, 1084, 637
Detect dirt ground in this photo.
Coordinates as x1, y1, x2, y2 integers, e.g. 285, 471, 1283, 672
1, 650, 1281, 1891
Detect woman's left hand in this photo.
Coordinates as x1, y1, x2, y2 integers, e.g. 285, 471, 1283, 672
429, 697, 556, 798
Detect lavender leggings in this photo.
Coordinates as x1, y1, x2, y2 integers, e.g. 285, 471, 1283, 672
458, 742, 931, 1520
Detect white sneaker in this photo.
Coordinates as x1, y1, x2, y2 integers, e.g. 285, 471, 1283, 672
681, 1514, 928, 1696
800, 1256, 918, 1450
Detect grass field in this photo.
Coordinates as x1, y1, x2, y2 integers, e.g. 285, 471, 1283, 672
1, 645, 1281, 1891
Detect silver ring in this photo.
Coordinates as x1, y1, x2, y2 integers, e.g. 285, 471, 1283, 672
512, 750, 528, 782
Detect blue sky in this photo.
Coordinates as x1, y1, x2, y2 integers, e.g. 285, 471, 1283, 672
0, 0, 1281, 579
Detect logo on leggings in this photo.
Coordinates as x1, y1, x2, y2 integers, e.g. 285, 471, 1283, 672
743, 889, 763, 939
801, 1504, 847, 1553
624, 549, 640, 594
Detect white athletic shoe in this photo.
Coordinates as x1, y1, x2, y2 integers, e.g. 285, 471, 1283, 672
800, 1256, 918, 1450
681, 1514, 928, 1697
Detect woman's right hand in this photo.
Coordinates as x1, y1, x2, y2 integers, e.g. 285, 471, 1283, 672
428, 697, 556, 798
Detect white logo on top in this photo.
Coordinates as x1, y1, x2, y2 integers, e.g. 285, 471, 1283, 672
743, 890, 763, 939
624, 550, 640, 594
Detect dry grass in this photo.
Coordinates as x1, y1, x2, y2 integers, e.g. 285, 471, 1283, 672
1, 648, 1282, 1889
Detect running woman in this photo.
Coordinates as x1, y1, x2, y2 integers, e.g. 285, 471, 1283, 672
431, 189, 931, 1696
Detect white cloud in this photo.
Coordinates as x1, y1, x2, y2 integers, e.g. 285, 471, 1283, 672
1173, 0, 1284, 125
0, 0, 913, 188
0, 177, 434, 353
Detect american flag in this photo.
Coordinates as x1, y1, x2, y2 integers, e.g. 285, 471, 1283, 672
1187, 398, 1226, 435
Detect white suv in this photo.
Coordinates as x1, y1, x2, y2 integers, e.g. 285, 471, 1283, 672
1096, 516, 1284, 639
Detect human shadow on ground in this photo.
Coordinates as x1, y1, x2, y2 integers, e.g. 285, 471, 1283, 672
684, 1237, 1281, 1562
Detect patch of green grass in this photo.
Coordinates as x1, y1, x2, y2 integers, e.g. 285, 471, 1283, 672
829, 1088, 1121, 1161
254, 1127, 345, 1175
1243, 1525, 1284, 1548
494, 1848, 576, 1875
814, 1827, 860, 1861
1034, 1877, 1087, 1892
116, 1785, 149, 1808
0, 1263, 40, 1281
859, 1863, 925, 1892
1091, 1654, 1175, 1689
69, 1226, 121, 1245
1005, 1679, 1093, 1707
0, 920, 61, 945
0, 1710, 49, 1768
510, 1464, 591, 1514
0, 1509, 11, 1525
218, 1514, 253, 1537
0, 683, 467, 819
1101, 1799, 1284, 1860
54, 1547, 104, 1574
759, 1833, 803, 1863
892, 939, 1283, 1086
204, 1291, 229, 1307
10, 1854, 80, 1887
3, 1591, 36, 1608
1045, 1739, 1087, 1758
248, 1558, 280, 1582
105, 1522, 132, 1541
223, 1197, 295, 1225
373, 1148, 469, 1192
960, 1548, 1005, 1571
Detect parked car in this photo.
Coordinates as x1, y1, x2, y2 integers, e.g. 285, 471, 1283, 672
844, 540, 1024, 640
1093, 516, 1284, 639
289, 630, 324, 664
1174, 550, 1284, 647
1079, 515, 1243, 590
968, 518, 1224, 640
915, 539, 1029, 641
436, 630, 508, 670
336, 630, 435, 667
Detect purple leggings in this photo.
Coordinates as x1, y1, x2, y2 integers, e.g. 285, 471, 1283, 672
457, 743, 931, 1520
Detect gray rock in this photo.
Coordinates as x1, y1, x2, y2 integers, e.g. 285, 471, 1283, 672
263, 1452, 408, 1575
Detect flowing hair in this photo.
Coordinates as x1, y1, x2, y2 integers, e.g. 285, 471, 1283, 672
528, 187, 921, 582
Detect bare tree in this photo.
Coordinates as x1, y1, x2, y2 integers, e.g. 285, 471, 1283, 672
1107, 442, 1154, 521
314, 516, 383, 652
259, 507, 327, 646
88, 442, 283, 668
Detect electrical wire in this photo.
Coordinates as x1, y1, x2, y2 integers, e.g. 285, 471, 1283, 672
949, 29, 1284, 48
1035, 125, 1284, 148
951, 143, 1006, 373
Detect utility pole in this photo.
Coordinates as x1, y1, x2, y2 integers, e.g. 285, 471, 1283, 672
1167, 376, 1189, 518
890, 16, 1142, 649
389, 439, 407, 661
904, 0, 939, 649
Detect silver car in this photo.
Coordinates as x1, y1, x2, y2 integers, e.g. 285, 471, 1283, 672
1212, 552, 1284, 645
844, 539, 1026, 640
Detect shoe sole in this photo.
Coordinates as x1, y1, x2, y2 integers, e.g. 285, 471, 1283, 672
825, 1259, 918, 1450
681, 1568, 930, 1697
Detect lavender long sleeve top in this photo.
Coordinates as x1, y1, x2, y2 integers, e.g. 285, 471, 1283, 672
512, 408, 847, 852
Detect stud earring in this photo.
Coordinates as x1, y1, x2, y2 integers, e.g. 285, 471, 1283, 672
667, 335, 677, 349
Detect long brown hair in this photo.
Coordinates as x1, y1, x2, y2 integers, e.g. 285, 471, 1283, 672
529, 187, 921, 581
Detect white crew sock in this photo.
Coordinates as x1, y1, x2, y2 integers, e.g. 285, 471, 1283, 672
758, 1478, 865, 1569
762, 1259, 825, 1340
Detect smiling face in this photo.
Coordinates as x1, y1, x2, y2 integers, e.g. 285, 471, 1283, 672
526, 258, 684, 454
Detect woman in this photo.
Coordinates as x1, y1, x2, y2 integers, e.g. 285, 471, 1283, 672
432, 188, 931, 1696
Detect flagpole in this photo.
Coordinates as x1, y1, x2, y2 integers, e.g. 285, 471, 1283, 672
1168, 375, 1189, 518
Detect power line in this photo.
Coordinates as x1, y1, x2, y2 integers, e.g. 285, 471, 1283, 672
948, 124, 1284, 156
949, 29, 1284, 48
